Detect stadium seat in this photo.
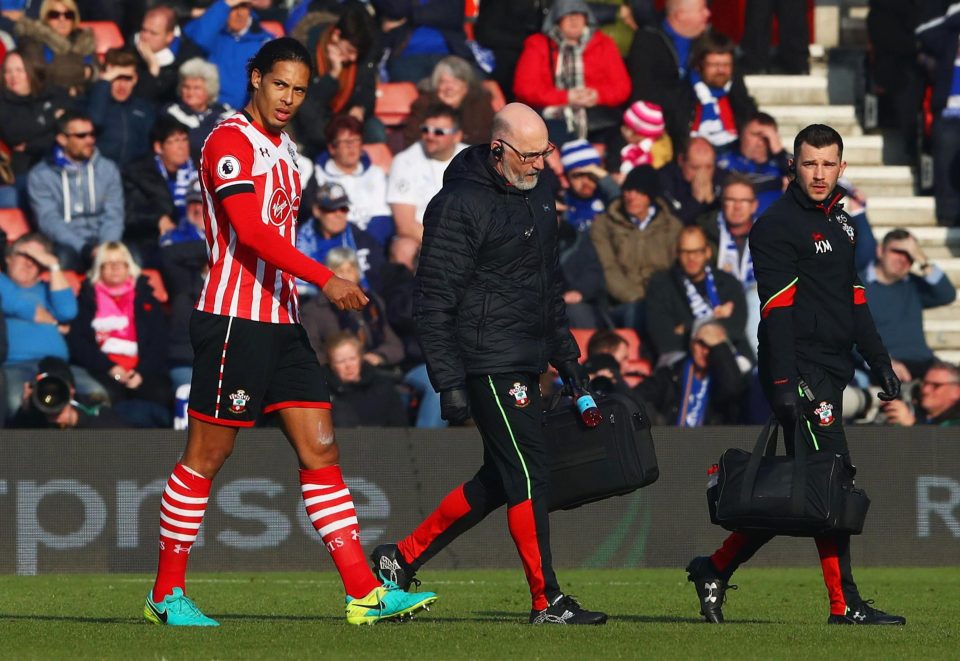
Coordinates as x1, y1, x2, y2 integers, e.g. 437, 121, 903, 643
260, 20, 284, 37
363, 143, 393, 170
62, 270, 85, 295
374, 82, 419, 127
0, 208, 29, 243
79, 21, 124, 62
142, 268, 169, 304
482, 79, 506, 112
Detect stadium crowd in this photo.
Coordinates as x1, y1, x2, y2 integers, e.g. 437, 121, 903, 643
0, 0, 958, 429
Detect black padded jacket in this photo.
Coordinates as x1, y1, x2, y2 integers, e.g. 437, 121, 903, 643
414, 144, 580, 392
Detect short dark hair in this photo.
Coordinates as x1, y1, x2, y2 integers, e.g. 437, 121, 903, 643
722, 172, 756, 195
246, 37, 313, 95
793, 124, 843, 160
150, 115, 190, 145
881, 228, 913, 247
335, 6, 376, 61
324, 113, 363, 145
745, 110, 778, 129
424, 102, 461, 129
2, 50, 45, 96
586, 330, 628, 357
104, 47, 138, 68
56, 109, 93, 135
927, 360, 960, 383
691, 31, 736, 71
7, 232, 53, 258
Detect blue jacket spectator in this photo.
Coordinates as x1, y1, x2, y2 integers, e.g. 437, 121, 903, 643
717, 112, 790, 215
863, 228, 957, 381
86, 48, 157, 168
27, 111, 124, 270
184, 0, 274, 110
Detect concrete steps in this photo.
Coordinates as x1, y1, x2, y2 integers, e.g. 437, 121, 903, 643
925, 320, 960, 352
864, 197, 935, 226
841, 166, 915, 198
762, 104, 862, 138
924, 300, 960, 322
746, 74, 828, 106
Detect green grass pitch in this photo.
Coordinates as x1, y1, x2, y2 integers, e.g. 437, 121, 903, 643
2, 568, 958, 659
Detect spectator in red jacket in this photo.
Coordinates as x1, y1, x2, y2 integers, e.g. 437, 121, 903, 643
513, 0, 631, 145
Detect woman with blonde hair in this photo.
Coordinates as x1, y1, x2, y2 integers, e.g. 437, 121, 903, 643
67, 241, 172, 427
15, 0, 97, 96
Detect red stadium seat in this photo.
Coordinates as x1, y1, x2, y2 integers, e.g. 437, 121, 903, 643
363, 143, 393, 171
0, 208, 30, 242
374, 82, 419, 127
79, 21, 124, 62
260, 20, 284, 37
142, 268, 169, 304
62, 270, 85, 295
482, 79, 506, 112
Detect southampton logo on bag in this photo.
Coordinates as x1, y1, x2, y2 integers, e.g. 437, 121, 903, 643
228, 389, 251, 414
814, 401, 835, 426
508, 382, 529, 408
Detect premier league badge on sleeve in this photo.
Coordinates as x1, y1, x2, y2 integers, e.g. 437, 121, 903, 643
814, 401, 835, 426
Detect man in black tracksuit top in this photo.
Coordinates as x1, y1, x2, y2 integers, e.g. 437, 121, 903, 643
370, 103, 606, 625
685, 124, 907, 626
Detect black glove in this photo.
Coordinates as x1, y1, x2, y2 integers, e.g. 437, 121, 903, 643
556, 360, 585, 394
440, 388, 471, 425
873, 363, 901, 402
771, 380, 802, 428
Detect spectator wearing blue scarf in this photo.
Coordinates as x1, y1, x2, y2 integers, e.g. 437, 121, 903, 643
559, 139, 619, 231
123, 117, 197, 267
295, 182, 385, 299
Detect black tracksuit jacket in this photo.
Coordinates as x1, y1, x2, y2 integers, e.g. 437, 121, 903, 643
750, 181, 891, 387
414, 144, 579, 392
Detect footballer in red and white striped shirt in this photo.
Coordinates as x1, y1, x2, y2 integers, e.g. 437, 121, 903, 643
146, 37, 436, 628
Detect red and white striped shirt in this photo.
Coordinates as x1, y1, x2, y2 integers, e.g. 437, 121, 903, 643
196, 112, 306, 323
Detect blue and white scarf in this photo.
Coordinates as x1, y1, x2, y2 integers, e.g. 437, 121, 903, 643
677, 359, 710, 427
155, 156, 197, 221
716, 212, 755, 287
682, 265, 721, 319
690, 71, 738, 147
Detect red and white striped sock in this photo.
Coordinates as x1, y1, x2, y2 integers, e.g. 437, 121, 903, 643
300, 465, 380, 599
152, 463, 210, 603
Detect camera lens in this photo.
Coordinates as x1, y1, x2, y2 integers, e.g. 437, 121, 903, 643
32, 374, 71, 415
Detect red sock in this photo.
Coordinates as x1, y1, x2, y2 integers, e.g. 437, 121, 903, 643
152, 463, 210, 602
300, 465, 380, 599
815, 536, 848, 615
397, 483, 471, 567
710, 532, 750, 575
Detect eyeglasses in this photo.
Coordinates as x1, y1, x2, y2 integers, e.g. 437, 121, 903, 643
499, 138, 555, 164
65, 131, 95, 139
420, 125, 459, 137
922, 380, 959, 390
46, 9, 76, 20
678, 247, 708, 255
723, 197, 755, 205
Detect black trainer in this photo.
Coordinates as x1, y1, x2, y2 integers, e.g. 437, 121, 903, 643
529, 594, 607, 625
369, 543, 419, 591
827, 600, 906, 625
686, 556, 735, 623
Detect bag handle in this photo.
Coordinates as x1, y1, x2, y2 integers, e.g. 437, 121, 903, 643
739, 415, 810, 514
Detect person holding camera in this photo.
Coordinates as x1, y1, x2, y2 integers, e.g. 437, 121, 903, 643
685, 125, 905, 625
881, 361, 960, 428
11, 355, 123, 429
1, 233, 105, 420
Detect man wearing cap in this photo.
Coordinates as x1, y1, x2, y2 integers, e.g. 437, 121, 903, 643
296, 182, 385, 299
591, 164, 683, 335
559, 139, 621, 231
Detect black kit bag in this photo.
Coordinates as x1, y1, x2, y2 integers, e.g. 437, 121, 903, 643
707, 417, 870, 536
544, 392, 659, 511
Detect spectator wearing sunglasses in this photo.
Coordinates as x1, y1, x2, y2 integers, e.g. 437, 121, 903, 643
880, 361, 960, 427
87, 48, 157, 168
862, 228, 957, 385
26, 110, 123, 271
14, 0, 97, 96
386, 103, 466, 243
